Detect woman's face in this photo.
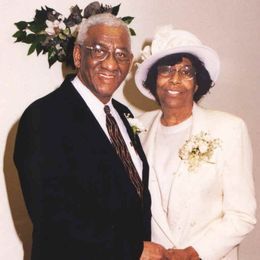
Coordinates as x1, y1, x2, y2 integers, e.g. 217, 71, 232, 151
156, 57, 197, 110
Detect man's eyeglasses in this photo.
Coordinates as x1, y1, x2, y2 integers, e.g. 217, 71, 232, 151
82, 44, 132, 64
157, 65, 196, 80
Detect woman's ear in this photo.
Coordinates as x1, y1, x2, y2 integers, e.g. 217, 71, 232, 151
73, 45, 81, 69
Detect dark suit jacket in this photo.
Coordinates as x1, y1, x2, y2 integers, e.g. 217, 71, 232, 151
14, 76, 151, 260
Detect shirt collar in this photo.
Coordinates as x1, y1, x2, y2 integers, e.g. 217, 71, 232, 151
71, 75, 112, 111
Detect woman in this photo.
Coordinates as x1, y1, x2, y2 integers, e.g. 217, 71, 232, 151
136, 26, 256, 260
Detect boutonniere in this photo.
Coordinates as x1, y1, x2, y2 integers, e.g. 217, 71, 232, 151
179, 131, 221, 172
124, 113, 147, 136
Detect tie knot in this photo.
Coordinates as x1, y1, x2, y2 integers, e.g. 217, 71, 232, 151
104, 105, 111, 115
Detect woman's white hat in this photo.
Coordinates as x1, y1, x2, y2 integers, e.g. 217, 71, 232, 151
135, 25, 220, 100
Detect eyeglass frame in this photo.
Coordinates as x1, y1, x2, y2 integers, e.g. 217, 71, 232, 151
81, 43, 133, 64
157, 64, 196, 81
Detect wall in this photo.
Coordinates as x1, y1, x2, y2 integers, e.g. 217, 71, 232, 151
1, 0, 259, 259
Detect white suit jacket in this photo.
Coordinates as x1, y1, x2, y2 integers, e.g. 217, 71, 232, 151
139, 103, 256, 260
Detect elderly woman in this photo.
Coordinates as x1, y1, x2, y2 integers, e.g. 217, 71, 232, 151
136, 26, 256, 260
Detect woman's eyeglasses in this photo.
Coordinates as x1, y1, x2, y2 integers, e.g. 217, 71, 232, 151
157, 65, 196, 80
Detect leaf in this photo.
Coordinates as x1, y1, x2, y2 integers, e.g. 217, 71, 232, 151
36, 44, 43, 55
36, 34, 47, 44
34, 7, 48, 24
129, 28, 136, 36
121, 16, 134, 25
13, 30, 27, 42
48, 53, 57, 67
12, 30, 25, 38
111, 4, 120, 16
48, 59, 57, 67
27, 42, 37, 55
58, 33, 67, 40
14, 21, 28, 30
48, 49, 58, 67
24, 33, 37, 43
28, 22, 46, 33
45, 6, 55, 13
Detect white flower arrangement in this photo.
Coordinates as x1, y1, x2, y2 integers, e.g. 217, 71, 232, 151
13, 2, 136, 68
179, 131, 221, 172
124, 114, 147, 136
140, 45, 152, 61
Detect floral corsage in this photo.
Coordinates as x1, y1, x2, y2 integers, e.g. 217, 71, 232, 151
179, 131, 221, 172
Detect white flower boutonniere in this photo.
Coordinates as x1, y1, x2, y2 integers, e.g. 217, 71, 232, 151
179, 131, 221, 172
124, 113, 147, 136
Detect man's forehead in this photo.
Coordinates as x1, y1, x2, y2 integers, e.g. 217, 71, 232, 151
86, 24, 130, 44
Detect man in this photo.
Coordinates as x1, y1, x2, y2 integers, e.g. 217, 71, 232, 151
14, 13, 151, 260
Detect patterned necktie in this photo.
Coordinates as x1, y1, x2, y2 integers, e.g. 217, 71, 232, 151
104, 105, 143, 200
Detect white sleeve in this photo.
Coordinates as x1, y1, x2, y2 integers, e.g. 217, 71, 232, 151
192, 119, 257, 260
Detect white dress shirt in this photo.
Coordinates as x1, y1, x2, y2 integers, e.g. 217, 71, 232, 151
71, 76, 143, 178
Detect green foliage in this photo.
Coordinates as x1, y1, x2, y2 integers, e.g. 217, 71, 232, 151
129, 28, 136, 36
121, 16, 134, 24
13, 2, 135, 68
111, 4, 120, 16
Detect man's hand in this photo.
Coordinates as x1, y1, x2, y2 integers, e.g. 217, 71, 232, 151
140, 241, 171, 260
167, 246, 200, 260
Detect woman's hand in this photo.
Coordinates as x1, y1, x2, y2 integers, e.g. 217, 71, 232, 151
140, 241, 171, 260
167, 246, 200, 260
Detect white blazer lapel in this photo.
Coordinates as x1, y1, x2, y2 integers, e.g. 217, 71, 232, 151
140, 111, 176, 245
166, 103, 211, 243
190, 103, 209, 135
172, 103, 209, 176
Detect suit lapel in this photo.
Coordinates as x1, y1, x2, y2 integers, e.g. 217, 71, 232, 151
60, 77, 130, 165
112, 99, 147, 163
112, 100, 136, 146
112, 99, 150, 188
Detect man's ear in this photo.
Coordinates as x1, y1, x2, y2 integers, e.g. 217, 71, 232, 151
73, 45, 81, 69
128, 53, 134, 72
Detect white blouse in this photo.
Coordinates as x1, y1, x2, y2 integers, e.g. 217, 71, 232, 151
154, 116, 192, 213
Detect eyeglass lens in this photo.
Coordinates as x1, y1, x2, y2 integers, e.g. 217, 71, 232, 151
85, 44, 131, 63
157, 65, 196, 79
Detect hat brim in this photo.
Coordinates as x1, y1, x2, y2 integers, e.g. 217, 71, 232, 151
135, 45, 220, 100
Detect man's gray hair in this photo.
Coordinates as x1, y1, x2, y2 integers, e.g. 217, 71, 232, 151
75, 13, 131, 45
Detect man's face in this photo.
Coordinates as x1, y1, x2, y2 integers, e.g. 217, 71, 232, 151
73, 24, 133, 104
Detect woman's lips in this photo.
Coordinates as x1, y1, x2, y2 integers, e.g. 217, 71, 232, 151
167, 89, 182, 95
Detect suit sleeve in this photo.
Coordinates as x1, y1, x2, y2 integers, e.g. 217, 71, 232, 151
191, 119, 256, 260
13, 105, 88, 246
14, 106, 45, 223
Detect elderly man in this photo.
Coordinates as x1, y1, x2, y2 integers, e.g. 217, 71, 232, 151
14, 13, 152, 260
